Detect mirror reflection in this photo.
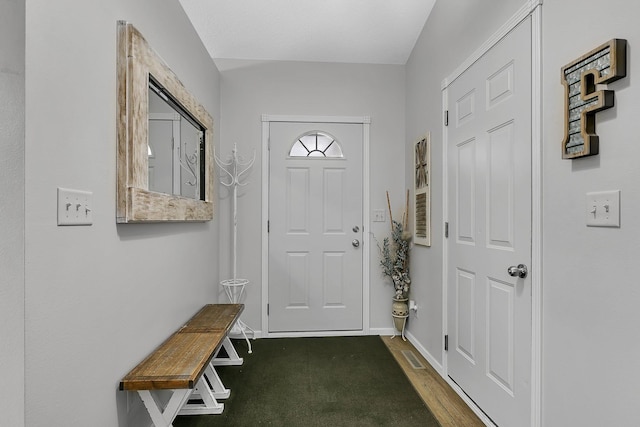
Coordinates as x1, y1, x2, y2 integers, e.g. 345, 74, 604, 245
148, 79, 205, 200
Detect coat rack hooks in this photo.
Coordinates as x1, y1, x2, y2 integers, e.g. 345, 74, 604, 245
215, 144, 256, 189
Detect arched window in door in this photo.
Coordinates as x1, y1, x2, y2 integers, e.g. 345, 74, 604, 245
289, 132, 344, 158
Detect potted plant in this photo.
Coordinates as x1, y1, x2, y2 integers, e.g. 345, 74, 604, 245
378, 191, 412, 338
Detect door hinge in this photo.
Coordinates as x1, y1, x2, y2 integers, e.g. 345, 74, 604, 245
444, 222, 449, 238
267, 303, 269, 316
444, 110, 449, 127
444, 334, 449, 351
267, 220, 270, 233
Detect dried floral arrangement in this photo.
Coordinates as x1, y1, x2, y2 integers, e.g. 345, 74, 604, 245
378, 191, 412, 299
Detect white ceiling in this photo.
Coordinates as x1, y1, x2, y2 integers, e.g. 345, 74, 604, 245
178, 0, 437, 65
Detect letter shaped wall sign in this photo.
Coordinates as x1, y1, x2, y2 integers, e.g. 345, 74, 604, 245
561, 39, 627, 159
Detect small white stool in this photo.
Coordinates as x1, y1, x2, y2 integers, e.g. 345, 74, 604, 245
220, 278, 255, 353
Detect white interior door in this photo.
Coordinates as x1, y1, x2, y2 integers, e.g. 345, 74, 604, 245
269, 121, 363, 332
148, 114, 179, 195
446, 18, 532, 426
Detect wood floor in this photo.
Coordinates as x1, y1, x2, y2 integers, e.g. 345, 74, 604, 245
381, 336, 485, 427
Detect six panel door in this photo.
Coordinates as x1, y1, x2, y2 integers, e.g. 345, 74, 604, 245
268, 122, 364, 332
446, 17, 533, 426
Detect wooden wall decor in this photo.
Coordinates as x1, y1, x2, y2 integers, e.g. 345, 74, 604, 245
561, 39, 626, 159
116, 22, 215, 222
414, 133, 431, 246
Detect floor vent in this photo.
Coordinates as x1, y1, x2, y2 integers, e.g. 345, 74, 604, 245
401, 350, 425, 370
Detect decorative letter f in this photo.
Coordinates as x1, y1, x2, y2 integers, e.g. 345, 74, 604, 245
561, 39, 626, 159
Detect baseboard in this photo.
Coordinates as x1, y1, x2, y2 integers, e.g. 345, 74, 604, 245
370, 327, 396, 336
229, 330, 262, 339
404, 331, 495, 427
259, 330, 371, 338
404, 330, 444, 375
238, 328, 397, 339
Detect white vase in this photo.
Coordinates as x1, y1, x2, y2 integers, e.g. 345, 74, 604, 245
392, 297, 409, 333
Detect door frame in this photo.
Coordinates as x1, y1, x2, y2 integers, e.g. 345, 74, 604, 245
441, 1, 542, 426
261, 114, 371, 338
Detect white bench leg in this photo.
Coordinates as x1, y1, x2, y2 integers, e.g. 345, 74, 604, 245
186, 362, 230, 400
138, 388, 192, 427
205, 363, 231, 398
212, 336, 244, 366
179, 375, 224, 415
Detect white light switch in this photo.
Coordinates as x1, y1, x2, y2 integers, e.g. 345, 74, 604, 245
373, 209, 386, 222
57, 187, 93, 226
586, 190, 620, 227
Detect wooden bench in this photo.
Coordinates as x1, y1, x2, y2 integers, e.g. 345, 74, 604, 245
120, 304, 244, 427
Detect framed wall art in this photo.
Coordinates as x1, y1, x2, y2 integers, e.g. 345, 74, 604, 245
414, 133, 431, 246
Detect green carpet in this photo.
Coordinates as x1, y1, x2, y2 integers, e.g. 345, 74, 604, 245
174, 336, 440, 427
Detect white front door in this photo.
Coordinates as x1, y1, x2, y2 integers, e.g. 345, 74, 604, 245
446, 17, 532, 426
268, 121, 364, 332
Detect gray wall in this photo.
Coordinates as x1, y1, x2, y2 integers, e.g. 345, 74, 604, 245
0, 0, 25, 425
542, 0, 640, 425
405, 0, 524, 366
215, 59, 406, 333
16, 0, 640, 425
24, 0, 221, 425
406, 0, 640, 425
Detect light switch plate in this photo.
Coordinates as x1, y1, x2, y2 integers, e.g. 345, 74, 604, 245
57, 187, 93, 226
373, 209, 386, 222
586, 190, 620, 227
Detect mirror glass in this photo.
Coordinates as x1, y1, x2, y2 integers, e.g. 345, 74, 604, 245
148, 81, 205, 200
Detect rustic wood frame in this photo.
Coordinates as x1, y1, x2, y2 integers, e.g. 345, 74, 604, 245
561, 39, 627, 159
116, 22, 214, 223
414, 133, 431, 246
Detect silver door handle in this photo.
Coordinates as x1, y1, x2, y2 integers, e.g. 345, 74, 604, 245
507, 264, 528, 278
352, 239, 360, 248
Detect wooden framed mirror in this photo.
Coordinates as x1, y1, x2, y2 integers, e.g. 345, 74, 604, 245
116, 21, 214, 223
